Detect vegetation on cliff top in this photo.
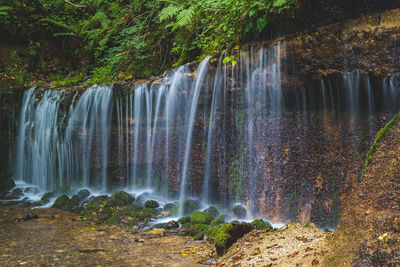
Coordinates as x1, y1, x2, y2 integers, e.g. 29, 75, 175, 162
0, 0, 296, 88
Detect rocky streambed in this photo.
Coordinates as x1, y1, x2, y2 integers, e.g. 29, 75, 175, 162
0, 204, 334, 267
0, 205, 212, 266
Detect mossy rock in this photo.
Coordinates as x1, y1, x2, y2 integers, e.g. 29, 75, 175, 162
106, 214, 122, 225
181, 223, 209, 237
183, 199, 201, 215
204, 206, 219, 219
163, 202, 176, 211
178, 216, 192, 225
250, 219, 272, 230
192, 211, 212, 224
153, 220, 179, 229
40, 192, 54, 204
215, 223, 253, 256
52, 195, 70, 209
211, 216, 225, 226
66, 195, 80, 211
75, 189, 90, 202
205, 225, 221, 240
230, 220, 240, 224
136, 208, 157, 220
144, 200, 159, 209
192, 224, 209, 232
193, 232, 204, 240
232, 204, 247, 219
107, 191, 134, 207
92, 195, 110, 203
96, 206, 115, 222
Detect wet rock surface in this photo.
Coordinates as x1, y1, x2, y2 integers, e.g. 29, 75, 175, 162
0, 205, 211, 266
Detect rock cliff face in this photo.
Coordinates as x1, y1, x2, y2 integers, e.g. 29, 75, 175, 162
322, 113, 400, 266
260, 8, 400, 85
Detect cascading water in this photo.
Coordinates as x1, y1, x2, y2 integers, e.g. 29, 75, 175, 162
15, 85, 113, 192
11, 43, 399, 227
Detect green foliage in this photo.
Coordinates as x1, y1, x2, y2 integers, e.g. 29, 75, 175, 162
1, 0, 297, 85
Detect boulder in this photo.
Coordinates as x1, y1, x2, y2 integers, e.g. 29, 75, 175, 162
192, 211, 212, 224
52, 195, 70, 209
163, 202, 177, 211
211, 215, 225, 225
204, 206, 219, 219
144, 200, 160, 209
232, 204, 247, 219
183, 199, 201, 215
250, 219, 272, 230
107, 191, 134, 207
215, 223, 253, 256
75, 189, 90, 202
178, 216, 192, 225
40, 192, 55, 204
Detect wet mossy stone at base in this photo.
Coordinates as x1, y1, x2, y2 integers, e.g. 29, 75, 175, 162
0, 174, 15, 197
92, 195, 110, 203
204, 206, 219, 219
76, 189, 90, 202
178, 216, 192, 225
250, 219, 272, 230
211, 216, 225, 225
153, 220, 179, 229
193, 232, 204, 240
215, 223, 253, 256
183, 199, 201, 215
41, 192, 54, 204
232, 204, 247, 219
144, 200, 159, 209
163, 202, 176, 211
107, 191, 134, 207
230, 220, 240, 225
52, 195, 70, 209
67, 195, 80, 211
192, 211, 212, 224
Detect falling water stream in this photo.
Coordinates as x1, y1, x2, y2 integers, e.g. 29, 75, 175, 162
10, 44, 399, 226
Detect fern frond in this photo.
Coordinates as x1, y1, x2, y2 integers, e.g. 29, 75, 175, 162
53, 32, 77, 37
41, 18, 74, 31
172, 6, 194, 31
159, 5, 180, 21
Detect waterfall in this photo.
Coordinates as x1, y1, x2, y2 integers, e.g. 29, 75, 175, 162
11, 44, 399, 226
178, 56, 210, 216
15, 85, 113, 192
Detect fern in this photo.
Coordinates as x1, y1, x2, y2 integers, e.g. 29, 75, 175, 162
0, 6, 12, 16
159, 5, 180, 21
